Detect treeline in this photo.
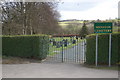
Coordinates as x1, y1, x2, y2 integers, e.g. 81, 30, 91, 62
2, 2, 61, 35
62, 21, 94, 37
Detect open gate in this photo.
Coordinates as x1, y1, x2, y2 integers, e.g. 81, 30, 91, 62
46, 35, 86, 64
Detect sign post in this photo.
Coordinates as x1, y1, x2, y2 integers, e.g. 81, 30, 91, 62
61, 36, 64, 62
94, 22, 112, 67
109, 33, 112, 67
96, 34, 98, 66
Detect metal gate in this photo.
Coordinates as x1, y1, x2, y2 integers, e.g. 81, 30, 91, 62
46, 35, 86, 64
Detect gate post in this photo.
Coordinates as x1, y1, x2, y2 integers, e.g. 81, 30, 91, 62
61, 37, 64, 62
83, 40, 84, 63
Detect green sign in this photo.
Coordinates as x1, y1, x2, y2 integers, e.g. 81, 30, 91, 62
94, 22, 112, 33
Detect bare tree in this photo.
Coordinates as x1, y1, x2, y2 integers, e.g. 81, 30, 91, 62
1, 2, 61, 35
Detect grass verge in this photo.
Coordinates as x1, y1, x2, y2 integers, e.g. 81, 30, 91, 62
83, 64, 118, 70
2, 56, 41, 64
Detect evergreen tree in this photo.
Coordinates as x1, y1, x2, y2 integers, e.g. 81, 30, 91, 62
79, 21, 88, 38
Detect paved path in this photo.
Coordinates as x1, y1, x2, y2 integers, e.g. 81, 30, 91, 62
2, 63, 118, 78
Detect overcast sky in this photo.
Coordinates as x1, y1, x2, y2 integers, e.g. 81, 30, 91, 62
58, 0, 120, 20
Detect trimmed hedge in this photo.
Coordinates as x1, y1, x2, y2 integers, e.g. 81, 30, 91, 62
86, 33, 119, 65
2, 35, 49, 60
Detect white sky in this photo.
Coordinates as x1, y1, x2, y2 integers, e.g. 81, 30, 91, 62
58, 0, 120, 20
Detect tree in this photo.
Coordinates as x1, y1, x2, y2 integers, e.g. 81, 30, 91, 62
1, 2, 61, 35
79, 21, 88, 38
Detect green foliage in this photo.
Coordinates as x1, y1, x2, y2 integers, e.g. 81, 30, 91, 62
80, 22, 88, 38
86, 33, 119, 65
2, 35, 49, 60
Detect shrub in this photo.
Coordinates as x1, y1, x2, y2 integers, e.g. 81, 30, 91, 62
2, 35, 49, 60
86, 33, 119, 65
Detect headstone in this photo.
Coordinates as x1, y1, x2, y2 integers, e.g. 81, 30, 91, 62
60, 41, 63, 47
56, 42, 61, 48
53, 40, 56, 46
64, 39, 68, 47
76, 36, 78, 40
72, 40, 76, 44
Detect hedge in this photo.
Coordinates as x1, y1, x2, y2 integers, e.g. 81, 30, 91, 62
2, 35, 49, 60
86, 33, 119, 65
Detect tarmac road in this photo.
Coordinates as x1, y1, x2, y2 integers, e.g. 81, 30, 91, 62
2, 63, 118, 78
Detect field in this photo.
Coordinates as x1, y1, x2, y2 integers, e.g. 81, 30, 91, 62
59, 20, 84, 28
113, 26, 119, 32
